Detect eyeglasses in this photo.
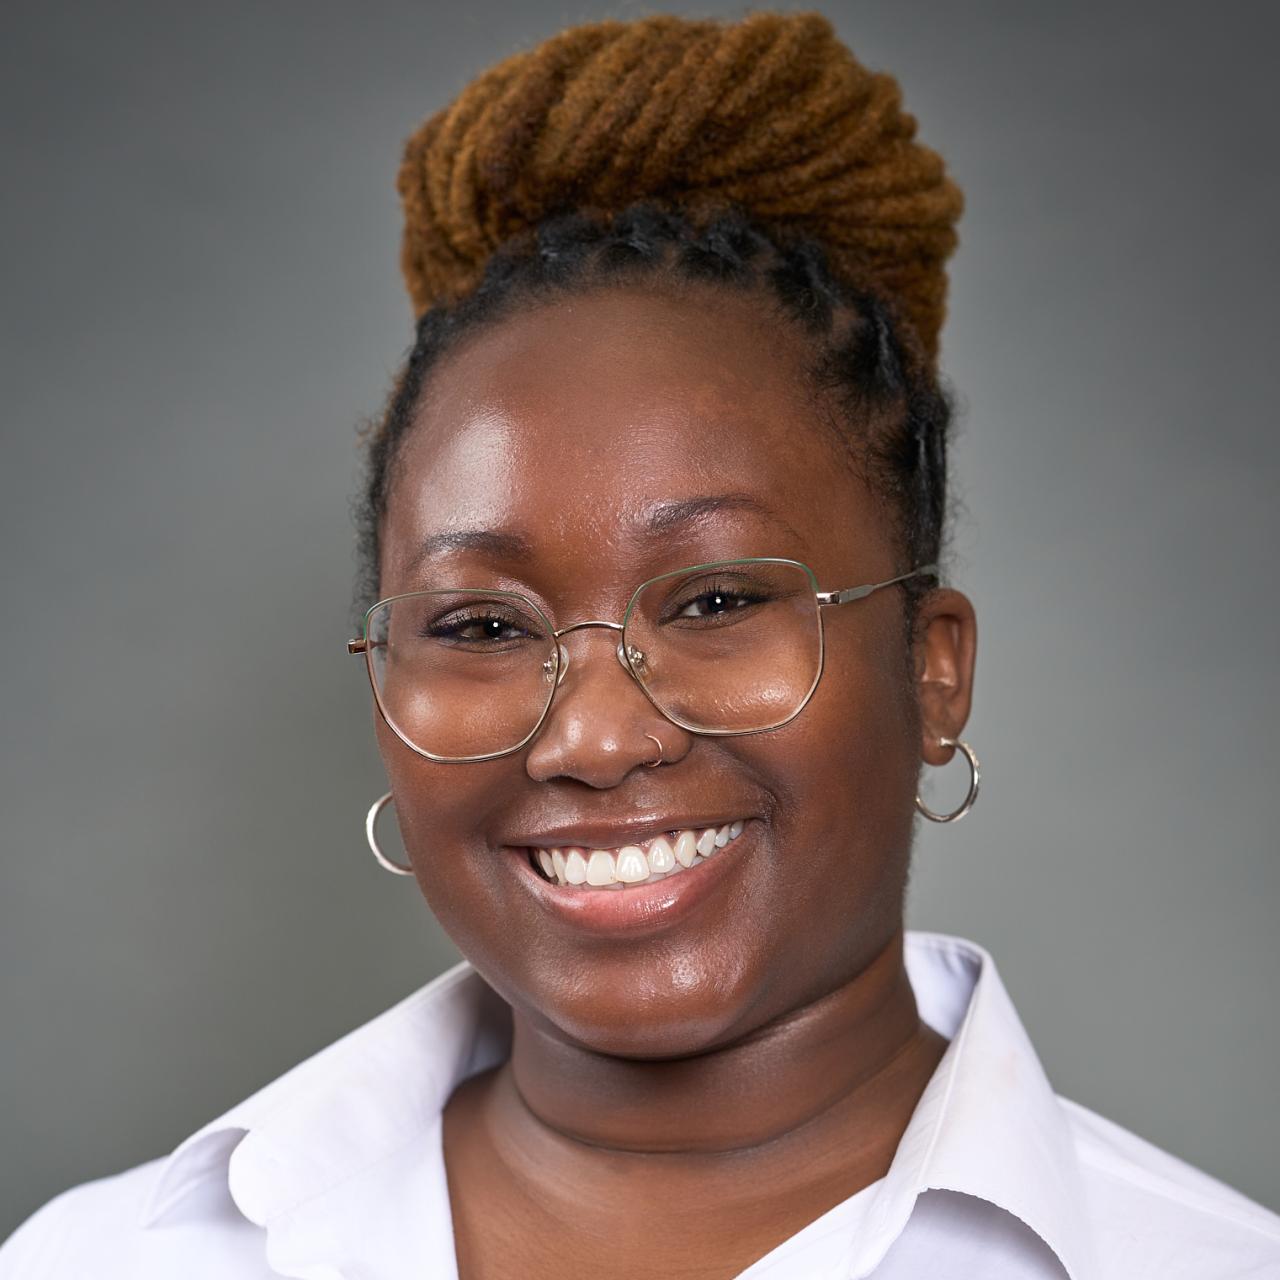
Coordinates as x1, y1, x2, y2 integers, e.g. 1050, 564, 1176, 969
347, 557, 937, 763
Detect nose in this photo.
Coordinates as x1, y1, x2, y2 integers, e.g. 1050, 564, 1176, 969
525, 623, 690, 786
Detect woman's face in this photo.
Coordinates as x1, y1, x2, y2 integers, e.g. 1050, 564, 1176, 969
375, 283, 971, 1058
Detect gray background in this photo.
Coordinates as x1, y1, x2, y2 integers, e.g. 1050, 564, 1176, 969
2, 0, 1277, 1239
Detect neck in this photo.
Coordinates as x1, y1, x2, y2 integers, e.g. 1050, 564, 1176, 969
506, 928, 940, 1156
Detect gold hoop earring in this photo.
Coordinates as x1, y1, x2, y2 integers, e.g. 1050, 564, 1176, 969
642, 733, 665, 767
915, 738, 981, 823
365, 791, 414, 875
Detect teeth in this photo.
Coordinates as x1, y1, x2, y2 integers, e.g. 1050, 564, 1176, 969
673, 831, 698, 868
615, 846, 649, 883
532, 822, 749, 890
647, 836, 676, 874
585, 850, 616, 886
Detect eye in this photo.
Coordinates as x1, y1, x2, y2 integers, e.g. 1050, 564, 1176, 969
667, 576, 771, 623
680, 586, 747, 616
422, 609, 536, 646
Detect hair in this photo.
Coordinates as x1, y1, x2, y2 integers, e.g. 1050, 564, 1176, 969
353, 12, 963, 642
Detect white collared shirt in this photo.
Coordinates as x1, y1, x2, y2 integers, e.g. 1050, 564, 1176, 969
3, 931, 1277, 1278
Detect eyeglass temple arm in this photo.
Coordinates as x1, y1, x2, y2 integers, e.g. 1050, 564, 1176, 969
816, 563, 939, 607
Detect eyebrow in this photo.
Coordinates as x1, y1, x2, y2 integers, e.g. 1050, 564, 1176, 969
411, 493, 799, 569
640, 493, 787, 536
411, 528, 535, 567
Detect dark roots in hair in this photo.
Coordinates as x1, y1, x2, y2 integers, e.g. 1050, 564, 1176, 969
352, 203, 954, 647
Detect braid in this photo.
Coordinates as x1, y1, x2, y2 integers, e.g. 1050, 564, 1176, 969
356, 12, 963, 641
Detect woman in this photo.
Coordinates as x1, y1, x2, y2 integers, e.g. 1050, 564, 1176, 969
3, 12, 1276, 1278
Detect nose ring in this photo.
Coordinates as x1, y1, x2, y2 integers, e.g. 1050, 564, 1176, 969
642, 733, 666, 768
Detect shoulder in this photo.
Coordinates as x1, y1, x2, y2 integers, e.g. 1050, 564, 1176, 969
1, 1161, 161, 1278
1, 960, 498, 1277
1060, 1095, 1280, 1277
903, 929, 1279, 1277
1, 1146, 271, 1278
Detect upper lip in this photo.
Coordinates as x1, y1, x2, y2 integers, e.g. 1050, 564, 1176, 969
508, 814, 750, 850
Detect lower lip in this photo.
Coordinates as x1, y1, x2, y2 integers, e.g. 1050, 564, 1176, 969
509, 825, 754, 937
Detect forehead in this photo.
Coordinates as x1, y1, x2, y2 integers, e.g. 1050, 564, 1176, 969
381, 286, 888, 592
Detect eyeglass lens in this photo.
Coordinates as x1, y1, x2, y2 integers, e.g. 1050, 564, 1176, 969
365, 561, 822, 760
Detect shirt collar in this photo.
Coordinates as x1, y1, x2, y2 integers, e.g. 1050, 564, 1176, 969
140, 931, 1099, 1280
847, 933, 1100, 1280
140, 960, 512, 1227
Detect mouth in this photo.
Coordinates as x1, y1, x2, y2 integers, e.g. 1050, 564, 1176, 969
525, 820, 747, 890
509, 819, 755, 935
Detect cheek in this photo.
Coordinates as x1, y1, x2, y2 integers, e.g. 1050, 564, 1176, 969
749, 631, 920, 929
371, 716, 509, 934
783, 625, 918, 804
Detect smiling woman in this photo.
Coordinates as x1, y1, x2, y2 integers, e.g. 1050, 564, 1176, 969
3, 10, 1277, 1280
355, 276, 972, 1099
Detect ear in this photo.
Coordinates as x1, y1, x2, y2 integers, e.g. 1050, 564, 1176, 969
911, 587, 977, 766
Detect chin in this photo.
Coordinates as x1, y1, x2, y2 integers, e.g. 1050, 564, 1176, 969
518, 960, 771, 1060
552, 1008, 746, 1060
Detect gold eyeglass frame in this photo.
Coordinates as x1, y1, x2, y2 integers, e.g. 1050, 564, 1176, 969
347, 557, 938, 764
